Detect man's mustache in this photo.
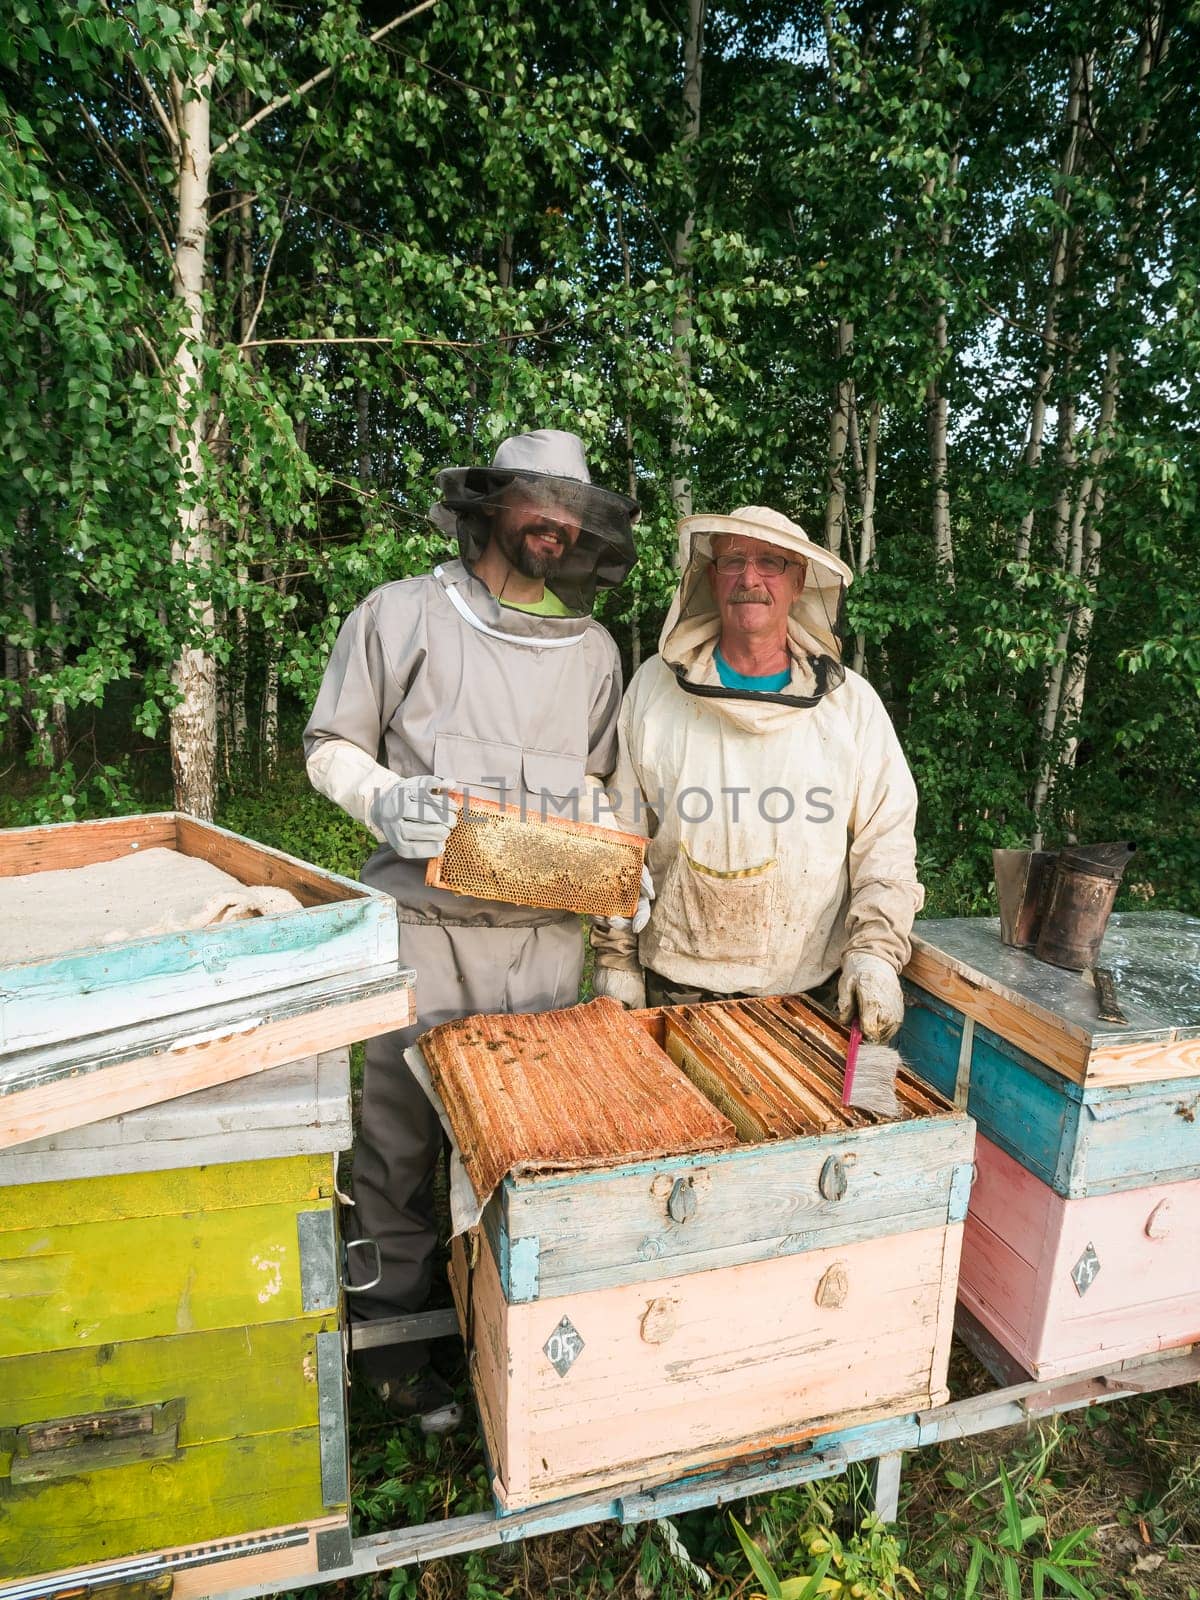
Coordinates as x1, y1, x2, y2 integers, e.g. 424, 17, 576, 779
730, 587, 772, 604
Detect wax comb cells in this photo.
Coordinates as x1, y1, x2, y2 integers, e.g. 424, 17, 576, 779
426, 793, 645, 919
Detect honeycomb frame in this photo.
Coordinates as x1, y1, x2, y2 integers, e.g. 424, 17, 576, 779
425, 791, 645, 918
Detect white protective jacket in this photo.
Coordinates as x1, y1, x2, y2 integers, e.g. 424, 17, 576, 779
592, 509, 924, 995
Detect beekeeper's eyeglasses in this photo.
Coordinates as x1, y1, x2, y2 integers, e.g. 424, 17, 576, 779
713, 553, 797, 577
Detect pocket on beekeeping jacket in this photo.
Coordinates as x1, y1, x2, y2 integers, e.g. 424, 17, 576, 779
656, 846, 779, 968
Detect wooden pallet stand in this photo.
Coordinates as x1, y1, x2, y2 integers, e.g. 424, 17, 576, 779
20, 1316, 1191, 1600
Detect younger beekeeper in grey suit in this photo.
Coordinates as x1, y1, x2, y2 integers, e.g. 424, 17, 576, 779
304, 430, 639, 1430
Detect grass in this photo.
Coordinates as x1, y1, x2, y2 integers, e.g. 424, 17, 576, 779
309, 1335, 1200, 1600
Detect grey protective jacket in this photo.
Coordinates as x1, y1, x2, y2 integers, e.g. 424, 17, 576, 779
303, 559, 623, 927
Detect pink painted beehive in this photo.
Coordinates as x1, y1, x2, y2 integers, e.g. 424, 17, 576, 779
439, 997, 974, 1510
959, 1135, 1200, 1381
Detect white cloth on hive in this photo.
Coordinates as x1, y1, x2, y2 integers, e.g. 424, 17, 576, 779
0, 846, 304, 964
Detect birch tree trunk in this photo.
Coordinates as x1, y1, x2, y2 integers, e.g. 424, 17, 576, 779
824, 321, 854, 557
2, 548, 20, 708
1031, 9, 1164, 828
14, 509, 51, 767
260, 561, 280, 781
48, 597, 68, 768
670, 0, 704, 522
168, 3, 217, 819
847, 389, 879, 674
1056, 15, 1162, 775
925, 152, 960, 582
1030, 390, 1080, 837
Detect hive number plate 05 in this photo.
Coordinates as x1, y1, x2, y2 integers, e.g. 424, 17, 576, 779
543, 1315, 585, 1377
1071, 1242, 1101, 1297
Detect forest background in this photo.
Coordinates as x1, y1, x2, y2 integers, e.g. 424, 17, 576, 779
2, 0, 1198, 914
3, 4, 1200, 1597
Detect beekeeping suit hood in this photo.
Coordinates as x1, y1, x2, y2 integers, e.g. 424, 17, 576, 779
659, 506, 853, 726
431, 429, 640, 618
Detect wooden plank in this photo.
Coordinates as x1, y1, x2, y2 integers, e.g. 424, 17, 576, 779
0, 814, 180, 877
349, 1309, 460, 1353
617, 1415, 921, 1523
501, 1115, 973, 1299
0, 1196, 337, 1359
904, 939, 1091, 1084
1, 1316, 335, 1435
0, 972, 412, 1150
926, 1223, 963, 1407
175, 815, 366, 908
0, 1520, 349, 1600
0, 1150, 332, 1233
917, 1344, 1200, 1444
1, 894, 397, 1056
0, 1051, 352, 1185
866, 1451, 903, 1522
1088, 1035, 1200, 1088
0, 1426, 333, 1577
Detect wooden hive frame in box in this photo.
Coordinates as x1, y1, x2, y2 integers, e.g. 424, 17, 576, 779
425, 993, 974, 1510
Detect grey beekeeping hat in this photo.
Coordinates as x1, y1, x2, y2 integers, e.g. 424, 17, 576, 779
430, 429, 640, 616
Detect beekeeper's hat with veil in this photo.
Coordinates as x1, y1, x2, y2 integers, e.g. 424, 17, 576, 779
660, 506, 854, 712
430, 430, 640, 617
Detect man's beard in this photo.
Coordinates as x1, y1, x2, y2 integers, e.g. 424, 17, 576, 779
498, 522, 567, 580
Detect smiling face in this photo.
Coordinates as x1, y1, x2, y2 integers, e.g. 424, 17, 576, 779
708, 534, 806, 648
489, 482, 582, 580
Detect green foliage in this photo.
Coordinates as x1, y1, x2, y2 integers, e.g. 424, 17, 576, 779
731, 1482, 919, 1600
917, 1438, 1103, 1600
3, 0, 1198, 908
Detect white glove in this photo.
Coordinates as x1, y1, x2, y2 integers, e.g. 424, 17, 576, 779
593, 965, 647, 1009
837, 950, 904, 1043
370, 775, 460, 860
605, 864, 655, 936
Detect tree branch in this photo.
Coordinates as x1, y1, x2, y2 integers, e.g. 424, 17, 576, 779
211, 0, 440, 162
101, 0, 181, 150
77, 103, 175, 266
238, 334, 479, 349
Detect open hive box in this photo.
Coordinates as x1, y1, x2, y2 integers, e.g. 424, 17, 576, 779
420, 994, 975, 1510
899, 912, 1200, 1379
0, 813, 413, 1149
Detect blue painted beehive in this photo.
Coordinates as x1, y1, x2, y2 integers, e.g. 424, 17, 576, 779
898, 912, 1200, 1198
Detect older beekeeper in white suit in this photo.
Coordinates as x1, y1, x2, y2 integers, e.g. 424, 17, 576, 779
305, 430, 638, 1430
592, 505, 922, 1039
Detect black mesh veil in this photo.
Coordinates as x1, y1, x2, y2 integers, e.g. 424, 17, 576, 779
431, 465, 640, 617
